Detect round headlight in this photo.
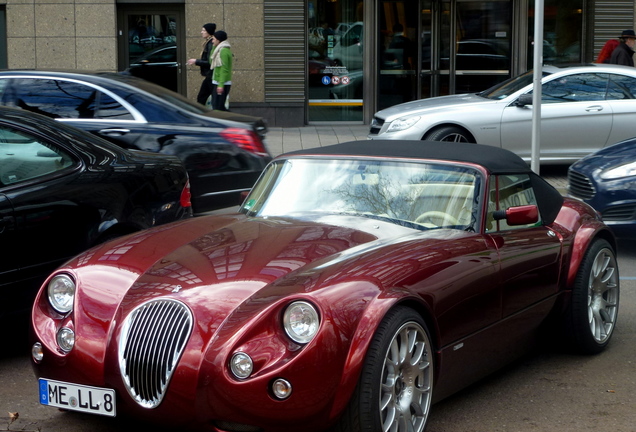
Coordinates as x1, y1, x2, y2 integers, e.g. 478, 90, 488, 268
271, 378, 292, 400
32, 342, 44, 363
230, 352, 253, 379
56, 327, 75, 352
283, 301, 320, 344
47, 274, 76, 314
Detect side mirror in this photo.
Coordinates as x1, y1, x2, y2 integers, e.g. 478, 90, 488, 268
515, 93, 533, 107
493, 205, 539, 225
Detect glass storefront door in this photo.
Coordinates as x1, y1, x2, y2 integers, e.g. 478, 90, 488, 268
117, 6, 184, 94
378, 0, 512, 110
307, 0, 364, 122
377, 1, 419, 110
423, 0, 512, 99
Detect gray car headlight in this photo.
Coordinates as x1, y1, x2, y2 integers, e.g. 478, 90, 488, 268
386, 116, 421, 133
47, 274, 76, 314
283, 301, 320, 344
600, 162, 636, 180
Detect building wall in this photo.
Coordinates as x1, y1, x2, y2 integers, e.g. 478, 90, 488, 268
3, 0, 267, 108
5, 0, 118, 70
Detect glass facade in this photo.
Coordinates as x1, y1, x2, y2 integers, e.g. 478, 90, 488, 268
307, 0, 585, 123
307, 0, 365, 122
529, 0, 583, 65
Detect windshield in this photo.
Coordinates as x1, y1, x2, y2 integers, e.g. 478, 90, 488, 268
241, 158, 482, 231
479, 70, 552, 100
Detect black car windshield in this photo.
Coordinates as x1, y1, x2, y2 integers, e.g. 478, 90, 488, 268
241, 158, 481, 231
479, 70, 552, 100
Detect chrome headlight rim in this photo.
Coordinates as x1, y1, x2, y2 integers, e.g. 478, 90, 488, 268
47, 274, 76, 314
282, 300, 320, 344
56, 327, 75, 352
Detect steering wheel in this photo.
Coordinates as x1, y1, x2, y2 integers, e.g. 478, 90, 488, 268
414, 211, 459, 227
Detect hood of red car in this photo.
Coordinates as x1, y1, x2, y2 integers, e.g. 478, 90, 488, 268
68, 213, 461, 328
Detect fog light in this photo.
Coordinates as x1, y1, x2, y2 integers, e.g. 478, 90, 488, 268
32, 342, 44, 363
271, 378, 292, 400
56, 327, 75, 352
230, 352, 253, 379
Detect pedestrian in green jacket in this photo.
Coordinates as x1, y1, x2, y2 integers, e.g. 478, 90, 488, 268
209, 30, 233, 111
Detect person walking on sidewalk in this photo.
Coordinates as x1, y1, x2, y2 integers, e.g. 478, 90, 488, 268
609, 30, 636, 66
187, 23, 216, 105
210, 30, 233, 111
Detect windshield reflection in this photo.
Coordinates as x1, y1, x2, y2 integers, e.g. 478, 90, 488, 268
241, 158, 482, 231
479, 70, 552, 100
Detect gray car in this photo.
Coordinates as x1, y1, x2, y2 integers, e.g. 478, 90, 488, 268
369, 64, 636, 164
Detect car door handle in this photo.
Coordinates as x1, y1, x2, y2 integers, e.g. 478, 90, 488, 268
585, 105, 604, 112
98, 128, 130, 136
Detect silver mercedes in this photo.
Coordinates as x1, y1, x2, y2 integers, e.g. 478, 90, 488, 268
369, 64, 636, 164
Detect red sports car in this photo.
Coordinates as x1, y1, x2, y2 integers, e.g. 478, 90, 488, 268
31, 141, 620, 432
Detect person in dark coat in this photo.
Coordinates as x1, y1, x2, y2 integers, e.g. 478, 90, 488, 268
187, 23, 217, 104
609, 30, 636, 66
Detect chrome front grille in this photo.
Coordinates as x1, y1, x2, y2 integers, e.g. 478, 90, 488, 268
119, 299, 193, 408
567, 169, 595, 200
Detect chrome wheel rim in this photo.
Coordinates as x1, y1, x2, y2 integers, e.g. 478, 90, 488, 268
379, 322, 433, 432
588, 247, 619, 343
440, 133, 468, 142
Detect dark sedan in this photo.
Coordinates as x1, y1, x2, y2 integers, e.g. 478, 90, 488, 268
0, 106, 192, 321
568, 137, 636, 237
0, 70, 272, 213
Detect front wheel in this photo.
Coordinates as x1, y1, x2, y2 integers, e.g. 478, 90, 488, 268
336, 307, 434, 432
565, 239, 619, 354
424, 126, 473, 143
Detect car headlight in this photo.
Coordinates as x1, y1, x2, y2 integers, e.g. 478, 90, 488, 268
47, 274, 76, 314
283, 301, 320, 344
600, 162, 636, 180
386, 116, 421, 133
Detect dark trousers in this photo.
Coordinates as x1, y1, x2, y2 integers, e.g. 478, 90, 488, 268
211, 84, 231, 111
196, 76, 213, 105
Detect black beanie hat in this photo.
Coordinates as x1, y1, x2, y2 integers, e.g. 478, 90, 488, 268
213, 30, 228, 42
203, 23, 216, 35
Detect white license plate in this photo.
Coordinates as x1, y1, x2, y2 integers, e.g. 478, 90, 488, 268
39, 378, 116, 417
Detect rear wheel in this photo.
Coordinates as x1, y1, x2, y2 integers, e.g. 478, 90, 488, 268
565, 239, 619, 354
424, 126, 473, 143
336, 307, 434, 432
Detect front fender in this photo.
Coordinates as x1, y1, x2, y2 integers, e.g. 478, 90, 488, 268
328, 289, 434, 421
556, 199, 617, 288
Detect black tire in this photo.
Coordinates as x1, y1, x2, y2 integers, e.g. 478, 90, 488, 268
565, 239, 619, 354
335, 306, 434, 432
424, 126, 473, 143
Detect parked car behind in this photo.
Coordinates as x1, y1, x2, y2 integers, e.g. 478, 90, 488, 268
369, 63, 636, 164
568, 137, 636, 237
125, 44, 177, 92
0, 106, 192, 321
0, 70, 272, 212
31, 140, 618, 432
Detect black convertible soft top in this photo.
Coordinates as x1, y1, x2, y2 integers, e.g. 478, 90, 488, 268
284, 140, 532, 174
282, 140, 564, 225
